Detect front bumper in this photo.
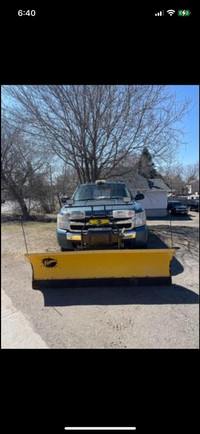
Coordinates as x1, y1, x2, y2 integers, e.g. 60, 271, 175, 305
57, 225, 148, 248
67, 228, 136, 241
174, 210, 188, 214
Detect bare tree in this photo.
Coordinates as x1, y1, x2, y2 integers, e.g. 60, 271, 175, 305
159, 163, 187, 196
183, 162, 199, 182
3, 85, 191, 183
55, 163, 79, 198
1, 116, 47, 219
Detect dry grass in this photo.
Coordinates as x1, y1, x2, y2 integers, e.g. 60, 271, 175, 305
1, 221, 59, 257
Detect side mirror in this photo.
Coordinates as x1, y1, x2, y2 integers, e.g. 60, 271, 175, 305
135, 193, 144, 201
123, 197, 131, 203
66, 198, 74, 205
61, 196, 69, 204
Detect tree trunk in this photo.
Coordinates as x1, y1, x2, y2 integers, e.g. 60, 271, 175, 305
10, 183, 31, 220
19, 200, 31, 221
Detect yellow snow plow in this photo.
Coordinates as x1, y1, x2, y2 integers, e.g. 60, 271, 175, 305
25, 248, 175, 289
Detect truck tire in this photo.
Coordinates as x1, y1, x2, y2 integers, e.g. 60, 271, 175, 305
124, 239, 148, 249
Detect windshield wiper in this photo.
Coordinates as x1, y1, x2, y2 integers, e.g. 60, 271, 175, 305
75, 198, 95, 201
75, 196, 129, 201
96, 196, 111, 199
75, 197, 111, 201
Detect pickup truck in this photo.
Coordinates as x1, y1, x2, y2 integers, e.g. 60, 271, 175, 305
57, 180, 148, 250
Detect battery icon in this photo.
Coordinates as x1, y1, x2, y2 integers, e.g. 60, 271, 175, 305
178, 10, 191, 16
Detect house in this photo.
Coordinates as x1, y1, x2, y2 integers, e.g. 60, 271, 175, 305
185, 179, 199, 199
126, 175, 170, 217
108, 169, 170, 217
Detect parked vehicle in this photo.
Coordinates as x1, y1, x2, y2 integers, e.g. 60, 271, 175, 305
57, 180, 148, 250
167, 200, 188, 215
187, 199, 199, 212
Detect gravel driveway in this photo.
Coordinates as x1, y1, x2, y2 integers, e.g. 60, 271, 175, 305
1, 212, 199, 348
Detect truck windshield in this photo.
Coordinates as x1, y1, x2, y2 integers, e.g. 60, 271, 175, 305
73, 184, 132, 201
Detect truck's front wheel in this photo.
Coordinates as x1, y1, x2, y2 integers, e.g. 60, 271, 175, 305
124, 239, 148, 249
61, 245, 73, 251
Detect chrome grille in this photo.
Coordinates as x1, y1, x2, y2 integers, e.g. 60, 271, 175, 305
69, 219, 132, 232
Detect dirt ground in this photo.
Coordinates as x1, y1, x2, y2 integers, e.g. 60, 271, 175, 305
1, 211, 199, 349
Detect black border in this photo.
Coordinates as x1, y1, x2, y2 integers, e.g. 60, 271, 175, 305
1, 4, 199, 84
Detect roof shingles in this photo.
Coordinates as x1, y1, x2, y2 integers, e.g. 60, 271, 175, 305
109, 168, 169, 192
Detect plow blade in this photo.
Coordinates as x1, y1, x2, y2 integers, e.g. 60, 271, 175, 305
25, 249, 175, 289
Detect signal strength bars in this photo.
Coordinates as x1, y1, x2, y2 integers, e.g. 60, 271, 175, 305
155, 10, 164, 16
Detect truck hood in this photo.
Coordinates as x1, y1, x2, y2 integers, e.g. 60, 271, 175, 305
61, 199, 144, 215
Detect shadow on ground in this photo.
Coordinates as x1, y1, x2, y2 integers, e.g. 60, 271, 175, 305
40, 284, 199, 307
147, 230, 171, 248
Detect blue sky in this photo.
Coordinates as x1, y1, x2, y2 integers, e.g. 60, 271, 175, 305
167, 85, 199, 165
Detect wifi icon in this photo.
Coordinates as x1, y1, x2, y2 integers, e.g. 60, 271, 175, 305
167, 9, 175, 15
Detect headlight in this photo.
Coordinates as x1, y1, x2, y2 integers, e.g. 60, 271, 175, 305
66, 210, 85, 220
112, 209, 135, 218
57, 213, 70, 230
57, 210, 86, 229
135, 211, 146, 227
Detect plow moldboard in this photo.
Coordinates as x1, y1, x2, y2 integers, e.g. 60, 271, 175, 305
25, 249, 175, 288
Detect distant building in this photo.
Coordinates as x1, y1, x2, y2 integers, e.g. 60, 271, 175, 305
185, 179, 199, 198
108, 169, 170, 217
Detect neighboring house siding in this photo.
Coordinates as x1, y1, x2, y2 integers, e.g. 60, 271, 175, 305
137, 191, 168, 217
145, 208, 167, 217
109, 169, 170, 217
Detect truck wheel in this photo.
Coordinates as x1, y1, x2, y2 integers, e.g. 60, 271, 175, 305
124, 239, 148, 249
124, 239, 136, 249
